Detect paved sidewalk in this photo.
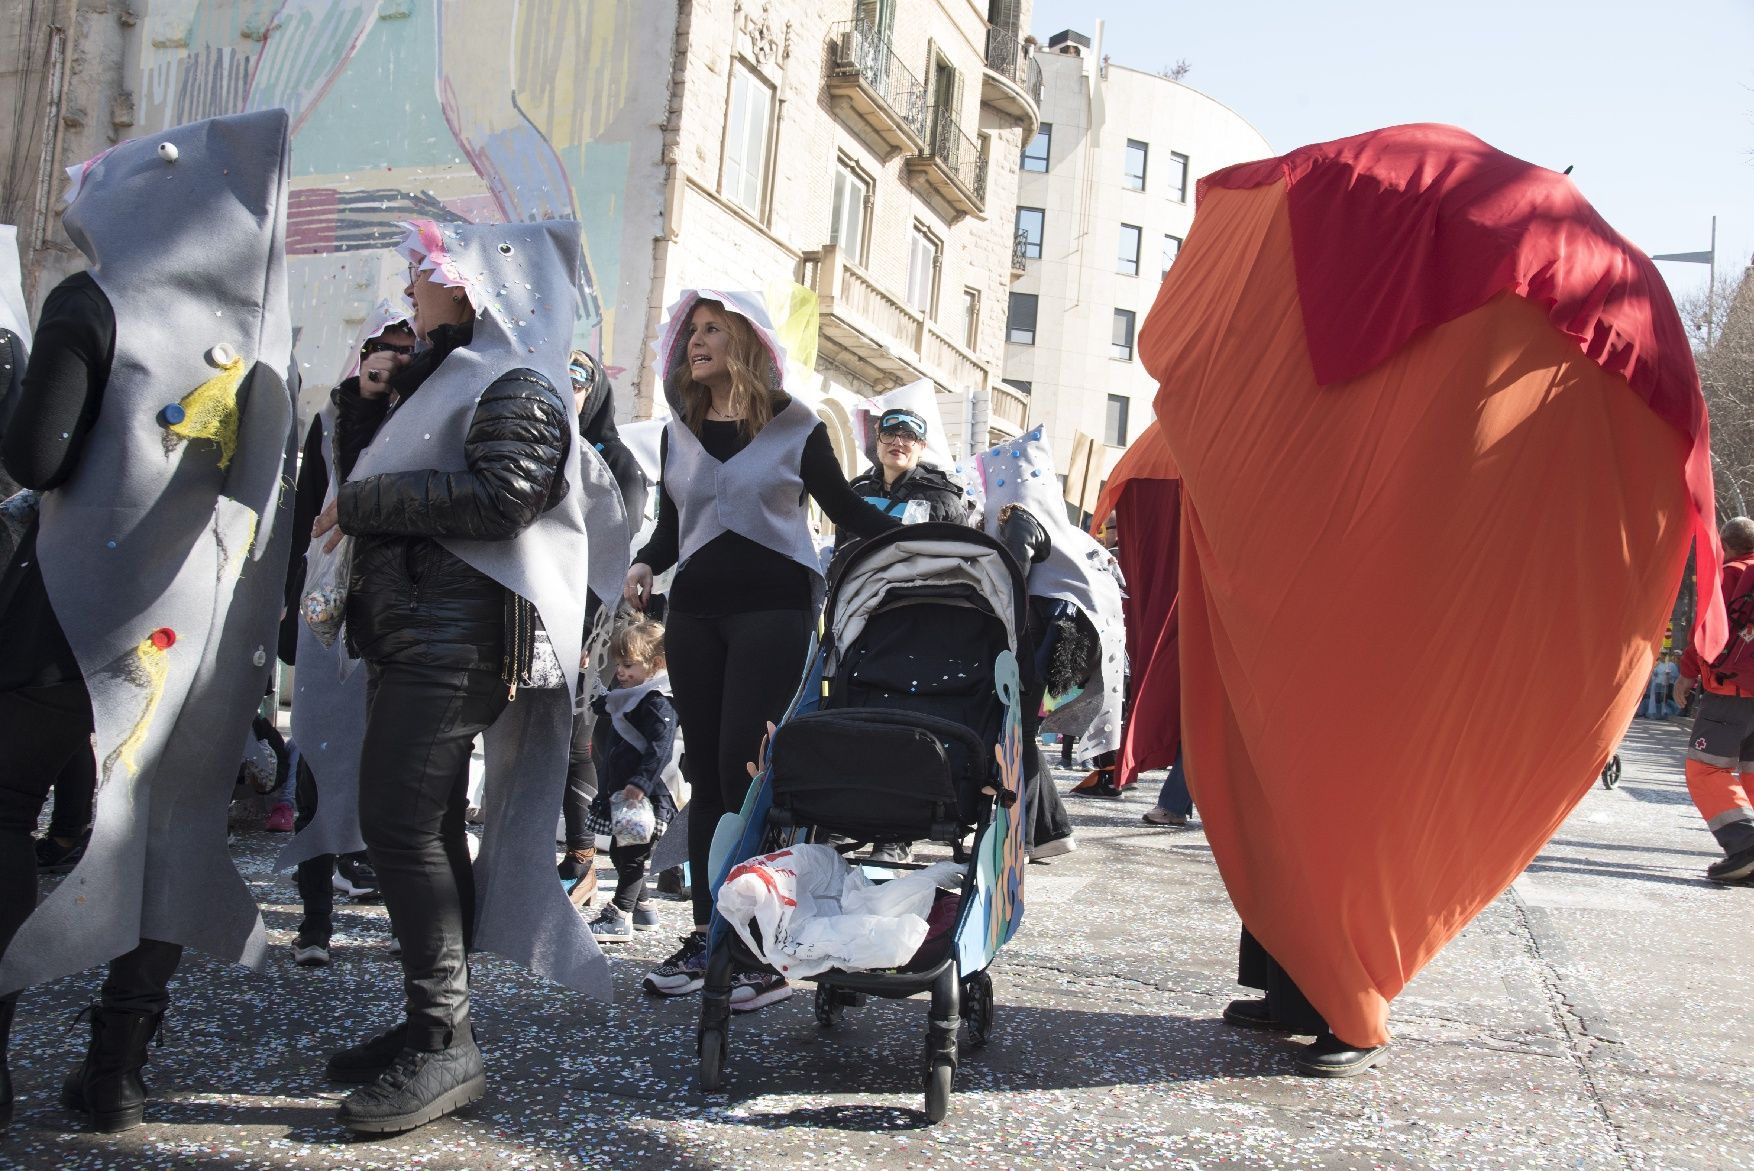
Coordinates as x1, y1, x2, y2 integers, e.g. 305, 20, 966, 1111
3, 717, 1749, 1170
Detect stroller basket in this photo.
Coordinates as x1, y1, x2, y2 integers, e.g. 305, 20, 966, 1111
769, 708, 993, 840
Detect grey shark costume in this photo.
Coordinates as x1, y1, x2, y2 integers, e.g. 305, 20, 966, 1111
978, 426, 1126, 763
0, 225, 30, 496
345, 219, 624, 1004
0, 109, 296, 1131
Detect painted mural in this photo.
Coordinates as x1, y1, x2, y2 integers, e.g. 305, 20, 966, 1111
130, 0, 671, 411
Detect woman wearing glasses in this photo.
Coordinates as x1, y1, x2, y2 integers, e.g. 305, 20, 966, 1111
847, 408, 970, 525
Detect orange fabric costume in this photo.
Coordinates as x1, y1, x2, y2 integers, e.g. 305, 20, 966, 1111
1137, 124, 1719, 1047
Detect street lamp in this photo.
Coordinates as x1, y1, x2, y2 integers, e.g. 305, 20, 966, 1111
1653, 215, 1717, 346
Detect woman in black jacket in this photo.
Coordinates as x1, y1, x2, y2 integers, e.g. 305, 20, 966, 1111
310, 233, 576, 1135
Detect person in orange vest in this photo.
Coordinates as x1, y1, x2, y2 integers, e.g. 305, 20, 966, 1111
1673, 516, 1754, 884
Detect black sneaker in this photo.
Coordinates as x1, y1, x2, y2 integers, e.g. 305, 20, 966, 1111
292, 932, 331, 967
333, 854, 380, 899
35, 832, 89, 874
729, 967, 792, 1012
642, 933, 707, 997
325, 1023, 408, 1083
337, 1040, 485, 1135
1707, 843, 1754, 884
655, 865, 688, 897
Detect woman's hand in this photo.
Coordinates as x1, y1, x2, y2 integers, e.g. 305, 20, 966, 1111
312, 498, 345, 554
623, 562, 654, 611
358, 349, 409, 398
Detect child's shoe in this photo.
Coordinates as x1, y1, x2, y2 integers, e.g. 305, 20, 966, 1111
589, 904, 634, 943
631, 901, 661, 931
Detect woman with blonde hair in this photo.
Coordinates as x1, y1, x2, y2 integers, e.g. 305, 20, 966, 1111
624, 290, 895, 1010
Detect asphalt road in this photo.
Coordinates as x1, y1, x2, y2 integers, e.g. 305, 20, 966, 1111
2, 716, 1748, 1170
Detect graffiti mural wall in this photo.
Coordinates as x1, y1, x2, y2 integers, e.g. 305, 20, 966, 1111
127, 0, 671, 411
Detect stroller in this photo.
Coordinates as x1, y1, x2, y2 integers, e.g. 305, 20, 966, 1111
696, 524, 1031, 1122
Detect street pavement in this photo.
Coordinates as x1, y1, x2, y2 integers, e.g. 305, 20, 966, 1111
2, 716, 1750, 1170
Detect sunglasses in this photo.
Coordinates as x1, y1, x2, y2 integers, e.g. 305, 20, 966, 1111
362, 339, 414, 357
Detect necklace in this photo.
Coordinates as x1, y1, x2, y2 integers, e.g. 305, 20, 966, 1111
707, 405, 740, 421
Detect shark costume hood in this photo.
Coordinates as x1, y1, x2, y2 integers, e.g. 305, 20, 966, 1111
345, 218, 625, 1000
0, 110, 298, 995
978, 426, 1126, 764
276, 303, 409, 873
652, 289, 823, 591
854, 378, 955, 471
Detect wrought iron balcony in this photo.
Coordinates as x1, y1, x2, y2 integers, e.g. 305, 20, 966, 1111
980, 25, 1042, 135
827, 19, 928, 155
904, 105, 986, 217
1011, 228, 1029, 276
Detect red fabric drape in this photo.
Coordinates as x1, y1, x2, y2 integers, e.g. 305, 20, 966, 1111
1113, 478, 1182, 788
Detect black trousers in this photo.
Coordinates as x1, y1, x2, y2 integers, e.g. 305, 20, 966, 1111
1237, 926, 1328, 1036
609, 838, 654, 912
1020, 679, 1073, 849
357, 661, 506, 1051
292, 756, 333, 941
561, 704, 597, 852
45, 743, 95, 841
0, 683, 181, 1016
666, 608, 811, 926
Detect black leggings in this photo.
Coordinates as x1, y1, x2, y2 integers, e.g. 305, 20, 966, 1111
666, 608, 811, 925
609, 838, 654, 911
561, 705, 597, 852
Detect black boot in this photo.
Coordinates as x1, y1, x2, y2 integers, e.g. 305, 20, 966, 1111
59, 1004, 162, 1133
1, 996, 15, 1128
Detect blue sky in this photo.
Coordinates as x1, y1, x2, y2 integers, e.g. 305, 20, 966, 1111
1029, 0, 1754, 302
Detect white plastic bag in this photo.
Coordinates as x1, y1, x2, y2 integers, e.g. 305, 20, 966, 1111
299, 529, 352, 648
610, 790, 656, 846
715, 843, 965, 980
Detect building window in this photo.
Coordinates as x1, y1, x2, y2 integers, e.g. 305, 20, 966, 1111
962, 287, 981, 349
723, 61, 775, 216
830, 159, 872, 264
1021, 123, 1051, 172
1008, 292, 1038, 345
1167, 150, 1190, 202
1105, 393, 1130, 446
1016, 207, 1044, 259
1162, 234, 1182, 279
1111, 308, 1135, 360
1123, 139, 1148, 190
1118, 224, 1141, 276
907, 223, 942, 317
1003, 378, 1032, 396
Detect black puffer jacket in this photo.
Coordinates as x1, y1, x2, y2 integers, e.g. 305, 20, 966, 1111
337, 323, 570, 672
847, 462, 969, 524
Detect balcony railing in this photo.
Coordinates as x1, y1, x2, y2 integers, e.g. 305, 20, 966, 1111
991, 381, 1029, 431
984, 26, 1043, 105
1012, 228, 1030, 275
828, 19, 928, 145
925, 105, 987, 207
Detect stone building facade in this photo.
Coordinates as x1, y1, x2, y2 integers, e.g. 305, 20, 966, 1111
1002, 29, 1272, 501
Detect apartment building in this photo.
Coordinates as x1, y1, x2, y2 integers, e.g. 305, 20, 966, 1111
1002, 28, 1272, 496
644, 0, 1043, 462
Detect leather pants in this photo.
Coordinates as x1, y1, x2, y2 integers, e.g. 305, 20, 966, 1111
357, 661, 506, 1051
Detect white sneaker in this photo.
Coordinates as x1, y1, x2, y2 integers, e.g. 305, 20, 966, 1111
292, 936, 331, 967
729, 967, 792, 1012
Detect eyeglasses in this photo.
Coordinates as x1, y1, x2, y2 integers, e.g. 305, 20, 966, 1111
879, 431, 922, 446
362, 340, 414, 357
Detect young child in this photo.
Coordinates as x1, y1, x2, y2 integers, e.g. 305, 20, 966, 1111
586, 620, 682, 941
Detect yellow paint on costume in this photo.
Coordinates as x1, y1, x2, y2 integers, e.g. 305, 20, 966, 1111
167, 356, 246, 468
106, 636, 172, 779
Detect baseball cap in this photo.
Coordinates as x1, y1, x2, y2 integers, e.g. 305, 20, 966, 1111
878, 408, 928, 440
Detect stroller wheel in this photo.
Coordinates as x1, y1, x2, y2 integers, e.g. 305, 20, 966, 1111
961, 971, 994, 1049
698, 1027, 725, 1092
923, 1058, 953, 1123
813, 985, 842, 1028
1601, 754, 1622, 790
